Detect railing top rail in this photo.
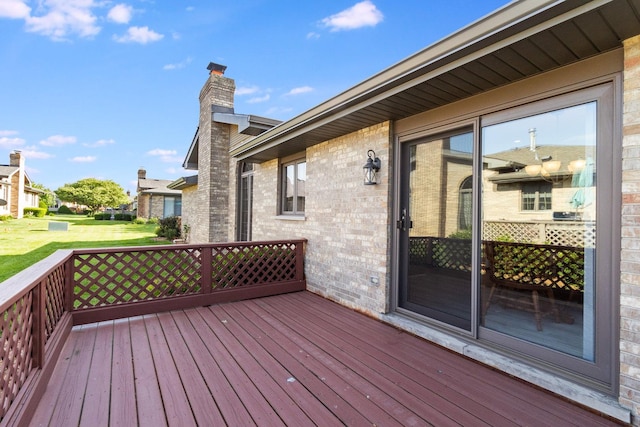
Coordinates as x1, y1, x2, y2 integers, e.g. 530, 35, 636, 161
71, 239, 308, 255
0, 249, 73, 313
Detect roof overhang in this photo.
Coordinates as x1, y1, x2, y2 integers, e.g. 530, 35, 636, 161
168, 175, 198, 190
183, 127, 200, 170
213, 113, 281, 136
231, 0, 640, 163
182, 110, 281, 170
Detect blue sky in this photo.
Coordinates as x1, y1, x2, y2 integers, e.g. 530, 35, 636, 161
0, 0, 508, 194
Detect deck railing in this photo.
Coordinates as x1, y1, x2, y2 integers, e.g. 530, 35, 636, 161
0, 239, 306, 425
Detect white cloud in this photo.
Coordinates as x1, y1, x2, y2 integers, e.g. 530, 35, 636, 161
235, 86, 259, 96
0, 0, 31, 19
0, 130, 19, 137
321, 1, 383, 32
107, 4, 133, 24
83, 138, 115, 147
285, 86, 314, 96
147, 148, 181, 163
24, 0, 101, 41
22, 146, 53, 159
163, 56, 192, 71
147, 149, 176, 156
40, 135, 76, 147
306, 32, 320, 40
113, 26, 163, 44
186, 6, 195, 12
69, 155, 96, 163
0, 136, 25, 148
247, 94, 270, 104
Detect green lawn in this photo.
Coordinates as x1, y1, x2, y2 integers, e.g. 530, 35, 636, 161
0, 215, 171, 283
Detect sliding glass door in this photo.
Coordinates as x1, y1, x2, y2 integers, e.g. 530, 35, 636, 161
396, 83, 616, 386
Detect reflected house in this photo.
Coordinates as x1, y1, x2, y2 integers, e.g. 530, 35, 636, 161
484, 145, 596, 223
176, 1, 640, 423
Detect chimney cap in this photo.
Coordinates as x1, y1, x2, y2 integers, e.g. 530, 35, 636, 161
207, 62, 227, 75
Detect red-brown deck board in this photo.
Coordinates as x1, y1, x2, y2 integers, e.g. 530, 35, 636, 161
28, 291, 621, 426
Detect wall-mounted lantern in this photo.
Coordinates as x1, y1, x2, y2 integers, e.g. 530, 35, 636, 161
363, 150, 381, 185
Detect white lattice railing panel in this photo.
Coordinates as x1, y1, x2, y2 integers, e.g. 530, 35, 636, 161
483, 220, 595, 247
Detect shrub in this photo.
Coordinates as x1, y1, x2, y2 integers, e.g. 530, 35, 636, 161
94, 213, 111, 220
57, 205, 73, 214
114, 213, 133, 221
38, 200, 48, 209
132, 217, 147, 224
155, 216, 181, 240
0, 215, 12, 222
148, 217, 160, 225
447, 228, 472, 240
24, 207, 47, 217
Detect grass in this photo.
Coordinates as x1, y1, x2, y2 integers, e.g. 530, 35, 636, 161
0, 214, 171, 283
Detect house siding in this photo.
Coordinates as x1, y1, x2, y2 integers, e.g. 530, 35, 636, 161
250, 122, 392, 314
622, 34, 640, 422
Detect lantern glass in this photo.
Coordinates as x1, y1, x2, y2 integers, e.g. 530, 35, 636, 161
364, 162, 377, 185
363, 150, 381, 185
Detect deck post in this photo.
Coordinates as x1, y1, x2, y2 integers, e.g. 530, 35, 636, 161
31, 279, 46, 368
64, 257, 75, 312
295, 241, 305, 282
201, 246, 213, 294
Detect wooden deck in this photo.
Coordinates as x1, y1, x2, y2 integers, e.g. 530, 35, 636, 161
28, 291, 621, 426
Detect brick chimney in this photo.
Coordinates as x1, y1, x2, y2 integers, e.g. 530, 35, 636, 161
9, 150, 26, 219
138, 168, 146, 180
196, 62, 235, 242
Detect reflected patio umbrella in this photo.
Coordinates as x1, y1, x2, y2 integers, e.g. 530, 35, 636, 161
569, 157, 594, 209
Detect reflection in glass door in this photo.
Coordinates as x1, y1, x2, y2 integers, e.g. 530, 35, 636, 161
481, 103, 596, 360
398, 129, 474, 330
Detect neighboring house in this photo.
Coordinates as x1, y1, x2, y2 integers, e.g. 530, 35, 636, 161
136, 168, 182, 219
178, 1, 640, 423
0, 151, 42, 219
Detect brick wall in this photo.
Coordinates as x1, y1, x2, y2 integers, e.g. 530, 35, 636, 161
622, 35, 640, 424
9, 152, 25, 219
181, 185, 198, 243
149, 195, 164, 219
137, 194, 149, 219
250, 122, 392, 315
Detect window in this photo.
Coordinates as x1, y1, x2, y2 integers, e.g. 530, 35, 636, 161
281, 157, 306, 215
521, 182, 552, 211
163, 196, 182, 218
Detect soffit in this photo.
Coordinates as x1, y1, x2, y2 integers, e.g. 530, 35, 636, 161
232, 0, 640, 163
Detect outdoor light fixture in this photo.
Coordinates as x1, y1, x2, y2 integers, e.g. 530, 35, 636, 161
363, 150, 381, 185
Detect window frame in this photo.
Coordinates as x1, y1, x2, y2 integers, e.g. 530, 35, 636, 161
279, 154, 306, 216
163, 196, 182, 218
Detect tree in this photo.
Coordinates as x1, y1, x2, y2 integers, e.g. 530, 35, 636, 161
55, 178, 129, 213
31, 182, 56, 207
